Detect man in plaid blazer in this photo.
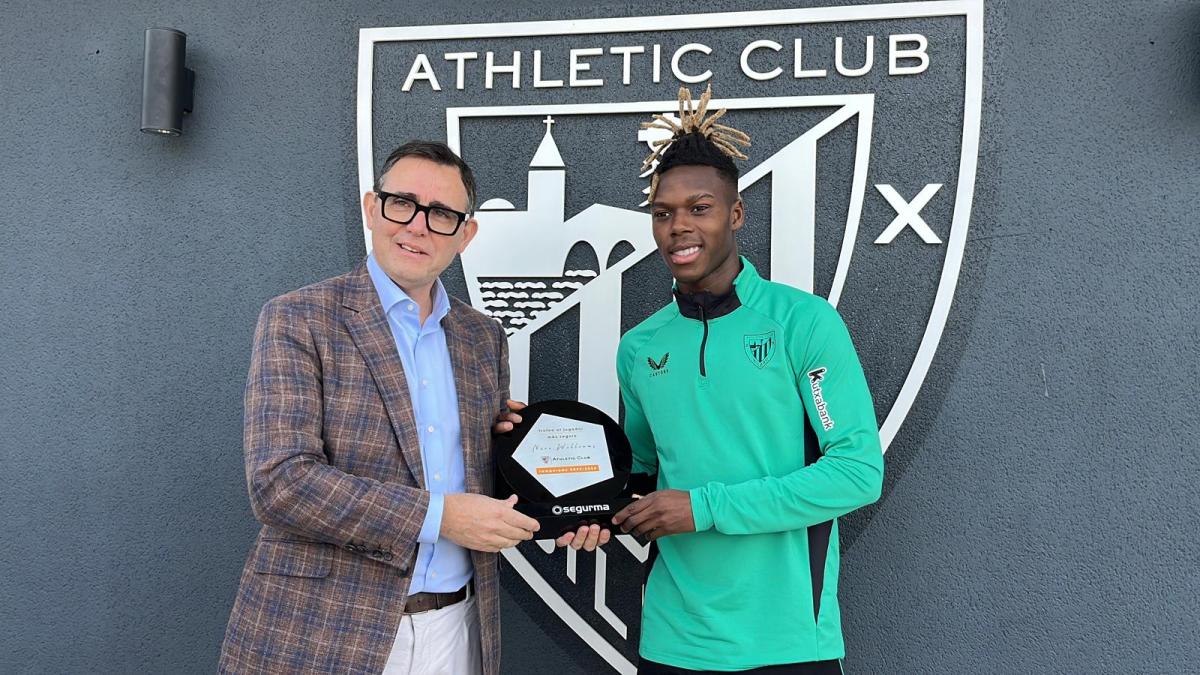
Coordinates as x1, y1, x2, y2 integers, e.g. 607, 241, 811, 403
219, 141, 547, 674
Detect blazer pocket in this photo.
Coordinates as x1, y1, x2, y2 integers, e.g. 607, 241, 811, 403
253, 539, 334, 578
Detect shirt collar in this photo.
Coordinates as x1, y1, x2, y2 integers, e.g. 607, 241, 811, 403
365, 253, 451, 326
672, 256, 760, 320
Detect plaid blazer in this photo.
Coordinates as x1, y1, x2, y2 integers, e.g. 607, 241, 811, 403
219, 261, 509, 674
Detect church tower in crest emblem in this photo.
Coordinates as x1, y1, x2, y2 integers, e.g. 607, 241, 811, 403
459, 116, 658, 416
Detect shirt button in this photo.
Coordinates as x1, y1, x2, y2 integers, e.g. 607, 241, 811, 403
407, 303, 415, 311
434, 473, 441, 481
421, 379, 429, 387
427, 425, 435, 433
431, 572, 438, 579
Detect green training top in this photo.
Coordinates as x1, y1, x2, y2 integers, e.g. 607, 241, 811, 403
617, 257, 884, 670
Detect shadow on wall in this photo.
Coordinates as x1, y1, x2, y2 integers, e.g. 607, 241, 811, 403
1184, 6, 1200, 104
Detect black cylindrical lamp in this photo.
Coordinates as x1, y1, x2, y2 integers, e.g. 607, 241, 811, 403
141, 28, 194, 136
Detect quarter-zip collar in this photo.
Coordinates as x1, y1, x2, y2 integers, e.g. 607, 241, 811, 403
672, 257, 762, 379
674, 285, 740, 320
673, 256, 762, 321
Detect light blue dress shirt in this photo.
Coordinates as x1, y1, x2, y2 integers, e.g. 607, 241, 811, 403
366, 254, 472, 594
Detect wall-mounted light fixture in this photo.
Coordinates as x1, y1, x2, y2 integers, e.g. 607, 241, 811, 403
140, 28, 194, 136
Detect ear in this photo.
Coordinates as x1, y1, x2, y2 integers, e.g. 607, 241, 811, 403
456, 216, 479, 254
729, 196, 745, 233
362, 191, 377, 231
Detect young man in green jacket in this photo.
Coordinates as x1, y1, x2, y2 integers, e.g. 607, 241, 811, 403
606, 87, 884, 674
498, 87, 883, 673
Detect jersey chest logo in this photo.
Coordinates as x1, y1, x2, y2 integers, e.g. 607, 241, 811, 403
646, 352, 670, 377
744, 331, 777, 369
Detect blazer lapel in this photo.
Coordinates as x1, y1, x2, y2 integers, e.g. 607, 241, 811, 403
341, 263, 425, 488
443, 306, 487, 495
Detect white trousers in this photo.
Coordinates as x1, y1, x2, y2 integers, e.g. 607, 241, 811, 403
381, 595, 482, 675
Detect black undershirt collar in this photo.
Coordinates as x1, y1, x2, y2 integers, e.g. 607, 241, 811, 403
673, 285, 741, 320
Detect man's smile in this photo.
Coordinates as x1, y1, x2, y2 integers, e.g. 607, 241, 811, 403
395, 240, 429, 257
668, 243, 703, 265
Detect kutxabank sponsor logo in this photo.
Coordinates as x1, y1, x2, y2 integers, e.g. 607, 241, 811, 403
358, 2, 982, 671
808, 367, 836, 431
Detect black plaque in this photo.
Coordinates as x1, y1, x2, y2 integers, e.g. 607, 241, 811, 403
494, 400, 636, 539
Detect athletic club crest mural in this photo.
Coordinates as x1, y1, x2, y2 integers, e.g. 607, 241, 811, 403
357, 2, 983, 670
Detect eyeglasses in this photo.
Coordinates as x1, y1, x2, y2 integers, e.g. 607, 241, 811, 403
375, 191, 470, 236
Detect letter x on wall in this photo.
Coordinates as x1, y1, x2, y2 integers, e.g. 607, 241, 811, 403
873, 183, 943, 244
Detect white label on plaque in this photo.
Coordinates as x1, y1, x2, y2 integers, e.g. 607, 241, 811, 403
513, 414, 613, 497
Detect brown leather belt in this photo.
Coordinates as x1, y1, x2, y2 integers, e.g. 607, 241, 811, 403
403, 584, 469, 614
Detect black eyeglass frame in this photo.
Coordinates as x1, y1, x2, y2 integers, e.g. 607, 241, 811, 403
375, 190, 471, 236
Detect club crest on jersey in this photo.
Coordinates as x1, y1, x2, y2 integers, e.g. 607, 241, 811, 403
744, 332, 776, 369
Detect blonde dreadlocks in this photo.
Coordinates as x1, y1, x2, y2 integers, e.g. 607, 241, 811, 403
640, 84, 752, 202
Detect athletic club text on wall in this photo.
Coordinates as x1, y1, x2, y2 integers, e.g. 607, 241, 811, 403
397, 34, 932, 92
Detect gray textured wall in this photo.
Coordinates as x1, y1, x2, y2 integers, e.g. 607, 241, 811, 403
1, 1, 1197, 673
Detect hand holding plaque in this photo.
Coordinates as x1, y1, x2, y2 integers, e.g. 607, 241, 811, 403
494, 400, 636, 539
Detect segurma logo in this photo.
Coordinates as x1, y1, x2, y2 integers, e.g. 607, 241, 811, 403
552, 503, 611, 516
